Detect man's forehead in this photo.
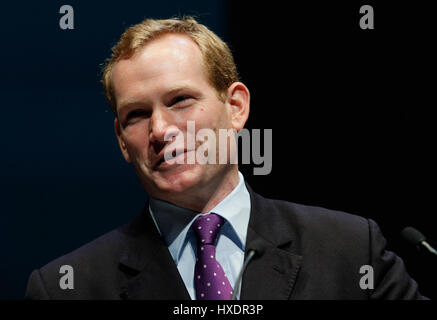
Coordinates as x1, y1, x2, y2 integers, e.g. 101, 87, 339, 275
118, 33, 202, 70
111, 33, 206, 96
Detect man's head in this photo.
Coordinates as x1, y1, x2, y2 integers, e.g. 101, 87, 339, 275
102, 17, 239, 115
101, 17, 250, 205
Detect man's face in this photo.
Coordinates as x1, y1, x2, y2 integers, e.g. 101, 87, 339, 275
112, 33, 236, 198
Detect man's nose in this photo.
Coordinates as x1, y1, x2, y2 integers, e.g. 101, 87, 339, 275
149, 108, 179, 146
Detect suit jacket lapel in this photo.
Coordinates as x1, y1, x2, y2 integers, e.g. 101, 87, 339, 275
240, 184, 303, 300
118, 204, 191, 300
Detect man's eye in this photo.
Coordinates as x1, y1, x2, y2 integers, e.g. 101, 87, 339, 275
125, 110, 151, 124
170, 95, 194, 107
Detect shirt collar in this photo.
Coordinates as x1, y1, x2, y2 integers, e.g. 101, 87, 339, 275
148, 171, 251, 255
208, 171, 250, 249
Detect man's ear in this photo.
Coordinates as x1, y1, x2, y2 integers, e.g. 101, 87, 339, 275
114, 117, 131, 163
226, 82, 250, 131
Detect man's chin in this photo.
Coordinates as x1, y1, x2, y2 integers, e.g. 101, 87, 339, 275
148, 164, 202, 194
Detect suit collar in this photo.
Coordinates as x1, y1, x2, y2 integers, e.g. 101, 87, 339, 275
118, 204, 191, 300
240, 183, 303, 299
148, 196, 198, 247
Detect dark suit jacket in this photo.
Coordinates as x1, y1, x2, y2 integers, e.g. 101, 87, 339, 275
25, 184, 426, 299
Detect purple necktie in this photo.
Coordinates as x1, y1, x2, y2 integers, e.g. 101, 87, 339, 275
192, 213, 234, 300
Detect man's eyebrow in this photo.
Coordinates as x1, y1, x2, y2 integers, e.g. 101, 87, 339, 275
162, 85, 201, 104
165, 85, 197, 96
118, 99, 148, 112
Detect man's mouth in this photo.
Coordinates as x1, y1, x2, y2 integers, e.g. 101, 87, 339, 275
153, 149, 193, 169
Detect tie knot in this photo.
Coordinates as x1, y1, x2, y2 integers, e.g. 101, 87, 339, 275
192, 213, 225, 245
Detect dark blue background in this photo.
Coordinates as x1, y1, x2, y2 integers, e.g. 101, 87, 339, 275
1, 1, 435, 299
0, 0, 228, 299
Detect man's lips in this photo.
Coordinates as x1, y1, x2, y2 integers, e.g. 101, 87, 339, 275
153, 148, 194, 169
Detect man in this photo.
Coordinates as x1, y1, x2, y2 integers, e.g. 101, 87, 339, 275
26, 17, 426, 300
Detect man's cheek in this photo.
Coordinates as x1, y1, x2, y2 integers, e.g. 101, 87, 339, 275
125, 142, 147, 166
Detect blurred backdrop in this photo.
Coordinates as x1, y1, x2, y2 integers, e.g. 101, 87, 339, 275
1, 1, 435, 299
